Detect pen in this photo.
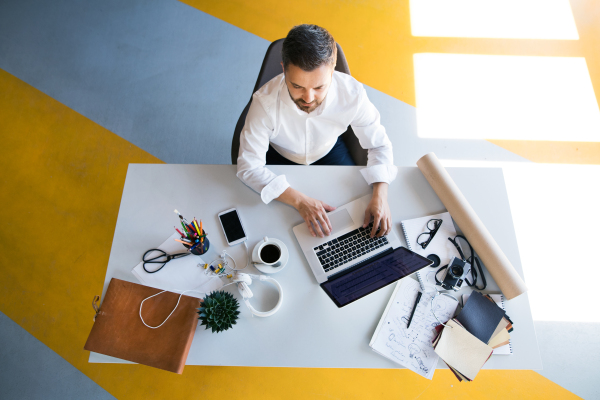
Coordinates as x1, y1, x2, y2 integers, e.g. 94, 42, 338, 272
406, 291, 422, 329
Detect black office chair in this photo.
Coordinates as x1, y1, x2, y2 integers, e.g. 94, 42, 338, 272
231, 39, 368, 166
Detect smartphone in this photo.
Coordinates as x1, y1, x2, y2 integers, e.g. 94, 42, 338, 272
218, 208, 248, 246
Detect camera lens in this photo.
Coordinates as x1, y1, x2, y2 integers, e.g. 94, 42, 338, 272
450, 265, 463, 278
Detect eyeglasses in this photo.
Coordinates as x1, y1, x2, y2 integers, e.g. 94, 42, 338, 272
142, 249, 190, 274
416, 219, 443, 249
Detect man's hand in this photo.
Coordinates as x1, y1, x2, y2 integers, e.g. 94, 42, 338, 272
277, 187, 336, 238
363, 182, 391, 237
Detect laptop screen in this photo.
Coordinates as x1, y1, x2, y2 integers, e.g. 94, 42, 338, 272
320, 247, 432, 308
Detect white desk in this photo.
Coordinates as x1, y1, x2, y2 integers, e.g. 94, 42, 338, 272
90, 164, 541, 370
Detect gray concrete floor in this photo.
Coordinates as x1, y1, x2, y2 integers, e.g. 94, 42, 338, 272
0, 312, 116, 400
0, 0, 598, 399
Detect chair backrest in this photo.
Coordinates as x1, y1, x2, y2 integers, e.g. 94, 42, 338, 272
232, 40, 367, 165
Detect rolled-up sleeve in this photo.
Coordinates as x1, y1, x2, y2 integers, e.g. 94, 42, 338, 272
351, 88, 398, 185
236, 96, 290, 204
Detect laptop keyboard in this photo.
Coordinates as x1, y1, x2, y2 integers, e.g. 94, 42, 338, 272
313, 222, 389, 273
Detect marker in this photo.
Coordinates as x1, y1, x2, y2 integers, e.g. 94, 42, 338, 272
406, 291, 422, 329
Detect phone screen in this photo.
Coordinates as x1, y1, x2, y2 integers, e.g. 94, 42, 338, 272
219, 210, 246, 243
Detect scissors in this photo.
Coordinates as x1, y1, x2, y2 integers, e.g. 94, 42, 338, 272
142, 248, 190, 273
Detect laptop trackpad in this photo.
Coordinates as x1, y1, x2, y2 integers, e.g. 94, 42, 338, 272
329, 209, 354, 235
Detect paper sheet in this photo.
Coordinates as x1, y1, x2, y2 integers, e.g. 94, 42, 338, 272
416, 153, 527, 300
132, 233, 223, 299
434, 319, 493, 380
488, 328, 510, 348
370, 278, 459, 379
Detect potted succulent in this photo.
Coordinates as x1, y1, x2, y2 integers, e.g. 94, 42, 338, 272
197, 291, 240, 333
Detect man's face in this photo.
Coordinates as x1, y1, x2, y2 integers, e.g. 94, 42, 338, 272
282, 63, 334, 114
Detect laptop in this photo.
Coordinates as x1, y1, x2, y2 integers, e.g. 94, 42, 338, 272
293, 194, 433, 307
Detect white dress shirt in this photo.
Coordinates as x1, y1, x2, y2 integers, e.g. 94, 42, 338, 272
236, 71, 398, 204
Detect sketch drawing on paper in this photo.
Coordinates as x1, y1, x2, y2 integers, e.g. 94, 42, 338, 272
408, 343, 420, 358
370, 278, 459, 380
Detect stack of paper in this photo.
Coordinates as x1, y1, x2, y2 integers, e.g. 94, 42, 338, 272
463, 293, 513, 354
433, 291, 515, 381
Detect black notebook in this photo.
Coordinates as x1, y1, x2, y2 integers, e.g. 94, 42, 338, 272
455, 291, 506, 344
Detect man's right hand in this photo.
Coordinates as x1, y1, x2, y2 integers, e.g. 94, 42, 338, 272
277, 187, 336, 238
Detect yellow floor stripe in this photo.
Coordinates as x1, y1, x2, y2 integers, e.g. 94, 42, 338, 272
489, 140, 600, 164
0, 68, 581, 398
183, 0, 600, 165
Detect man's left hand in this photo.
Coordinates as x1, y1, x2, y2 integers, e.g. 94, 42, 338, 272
363, 182, 391, 238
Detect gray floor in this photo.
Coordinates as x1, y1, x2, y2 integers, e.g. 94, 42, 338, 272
0, 311, 116, 400
0, 0, 597, 399
0, 0, 268, 165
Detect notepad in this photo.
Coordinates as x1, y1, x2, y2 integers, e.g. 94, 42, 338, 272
401, 212, 461, 291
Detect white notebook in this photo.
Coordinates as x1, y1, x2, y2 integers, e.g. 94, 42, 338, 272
401, 212, 461, 291
369, 278, 459, 379
462, 293, 513, 355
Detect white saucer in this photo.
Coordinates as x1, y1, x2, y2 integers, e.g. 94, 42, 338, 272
252, 238, 289, 274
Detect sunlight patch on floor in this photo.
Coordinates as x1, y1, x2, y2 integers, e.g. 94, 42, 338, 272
415, 54, 600, 142
410, 0, 579, 39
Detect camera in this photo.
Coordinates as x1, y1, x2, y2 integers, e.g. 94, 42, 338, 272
439, 257, 471, 291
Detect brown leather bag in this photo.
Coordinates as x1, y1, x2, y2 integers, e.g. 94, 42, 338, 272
84, 278, 200, 374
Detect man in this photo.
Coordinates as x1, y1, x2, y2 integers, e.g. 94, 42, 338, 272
237, 24, 397, 239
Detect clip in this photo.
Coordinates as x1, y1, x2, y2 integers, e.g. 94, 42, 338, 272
92, 295, 100, 322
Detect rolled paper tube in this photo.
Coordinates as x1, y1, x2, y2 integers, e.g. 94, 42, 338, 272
416, 152, 527, 300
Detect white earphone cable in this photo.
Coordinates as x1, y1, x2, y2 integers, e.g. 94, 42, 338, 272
140, 241, 266, 329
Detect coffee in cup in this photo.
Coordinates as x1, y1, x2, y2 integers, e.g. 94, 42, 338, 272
260, 243, 281, 264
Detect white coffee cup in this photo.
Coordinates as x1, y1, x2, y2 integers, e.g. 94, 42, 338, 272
257, 236, 282, 266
